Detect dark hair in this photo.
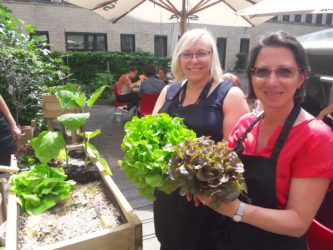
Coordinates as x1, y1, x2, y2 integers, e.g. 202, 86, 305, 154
159, 67, 167, 74
246, 31, 311, 104
144, 64, 156, 77
129, 65, 138, 72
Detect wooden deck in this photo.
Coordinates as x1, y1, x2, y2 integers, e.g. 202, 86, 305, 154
86, 104, 160, 250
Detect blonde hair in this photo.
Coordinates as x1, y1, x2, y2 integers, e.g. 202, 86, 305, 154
171, 28, 223, 82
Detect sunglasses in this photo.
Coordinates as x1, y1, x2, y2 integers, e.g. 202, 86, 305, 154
251, 67, 301, 78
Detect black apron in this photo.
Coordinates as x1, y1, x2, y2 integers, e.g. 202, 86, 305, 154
158, 80, 213, 134
222, 105, 307, 250
154, 80, 221, 250
0, 115, 17, 166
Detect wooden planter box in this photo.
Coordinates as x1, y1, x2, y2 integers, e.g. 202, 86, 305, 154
16, 120, 37, 150
6, 147, 143, 250
42, 94, 82, 131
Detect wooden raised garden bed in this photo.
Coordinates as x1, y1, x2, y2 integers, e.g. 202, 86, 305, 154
42, 94, 82, 131
5, 147, 143, 250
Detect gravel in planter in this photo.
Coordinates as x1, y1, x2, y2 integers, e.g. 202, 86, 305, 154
18, 181, 125, 250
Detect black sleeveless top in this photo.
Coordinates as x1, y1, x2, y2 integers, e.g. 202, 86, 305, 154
154, 80, 234, 250
159, 79, 233, 142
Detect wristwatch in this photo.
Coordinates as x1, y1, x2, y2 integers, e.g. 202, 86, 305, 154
232, 201, 245, 222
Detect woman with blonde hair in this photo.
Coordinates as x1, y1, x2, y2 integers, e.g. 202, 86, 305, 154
152, 28, 249, 250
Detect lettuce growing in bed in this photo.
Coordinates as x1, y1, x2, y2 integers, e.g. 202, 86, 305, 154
9, 164, 76, 215
118, 113, 196, 200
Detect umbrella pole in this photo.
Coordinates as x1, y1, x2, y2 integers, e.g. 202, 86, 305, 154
180, 0, 186, 36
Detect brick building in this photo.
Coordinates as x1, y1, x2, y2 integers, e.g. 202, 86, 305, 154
3, 0, 333, 71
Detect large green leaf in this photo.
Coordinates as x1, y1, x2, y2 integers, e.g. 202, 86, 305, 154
56, 90, 86, 109
87, 85, 107, 108
83, 129, 101, 142
30, 131, 65, 163
57, 113, 90, 130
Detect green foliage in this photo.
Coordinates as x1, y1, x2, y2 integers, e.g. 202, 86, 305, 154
88, 72, 115, 103
56, 90, 85, 109
56, 85, 107, 109
55, 86, 111, 174
43, 83, 81, 95
57, 113, 90, 130
65, 50, 171, 85
30, 131, 66, 164
9, 164, 76, 215
118, 113, 196, 200
0, 5, 65, 125
166, 136, 247, 209
15, 144, 40, 170
234, 52, 248, 72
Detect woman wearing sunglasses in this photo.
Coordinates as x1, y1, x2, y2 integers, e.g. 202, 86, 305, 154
195, 31, 333, 249
152, 28, 249, 250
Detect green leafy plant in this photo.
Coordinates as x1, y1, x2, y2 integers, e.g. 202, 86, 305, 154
42, 83, 81, 95
9, 164, 76, 215
31, 85, 111, 175
118, 113, 196, 200
56, 85, 111, 174
30, 131, 66, 164
15, 144, 40, 170
0, 6, 66, 125
166, 136, 247, 209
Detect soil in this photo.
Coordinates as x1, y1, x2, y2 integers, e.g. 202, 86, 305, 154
49, 150, 100, 183
17, 181, 126, 250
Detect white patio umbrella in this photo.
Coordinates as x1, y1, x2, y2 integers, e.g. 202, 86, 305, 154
237, 0, 333, 17
64, 0, 271, 35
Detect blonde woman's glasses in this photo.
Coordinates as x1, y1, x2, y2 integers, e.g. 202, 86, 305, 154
180, 51, 211, 61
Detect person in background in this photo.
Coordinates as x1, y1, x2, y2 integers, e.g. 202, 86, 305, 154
138, 64, 165, 97
195, 31, 333, 250
317, 103, 333, 129
152, 28, 249, 250
0, 95, 21, 166
117, 66, 140, 113
158, 67, 171, 85
317, 103, 333, 120
222, 72, 242, 88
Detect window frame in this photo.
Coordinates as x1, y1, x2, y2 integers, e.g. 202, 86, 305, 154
120, 34, 135, 53
216, 37, 227, 70
239, 38, 250, 54
154, 35, 167, 57
65, 32, 107, 51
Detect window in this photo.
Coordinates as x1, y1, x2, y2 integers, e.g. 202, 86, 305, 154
154, 35, 167, 57
216, 37, 227, 70
120, 34, 135, 53
240, 38, 250, 53
316, 14, 323, 25
282, 15, 290, 22
66, 33, 107, 51
305, 14, 313, 24
294, 14, 302, 23
30, 31, 50, 49
326, 14, 333, 25
33, 31, 49, 43
271, 16, 278, 21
